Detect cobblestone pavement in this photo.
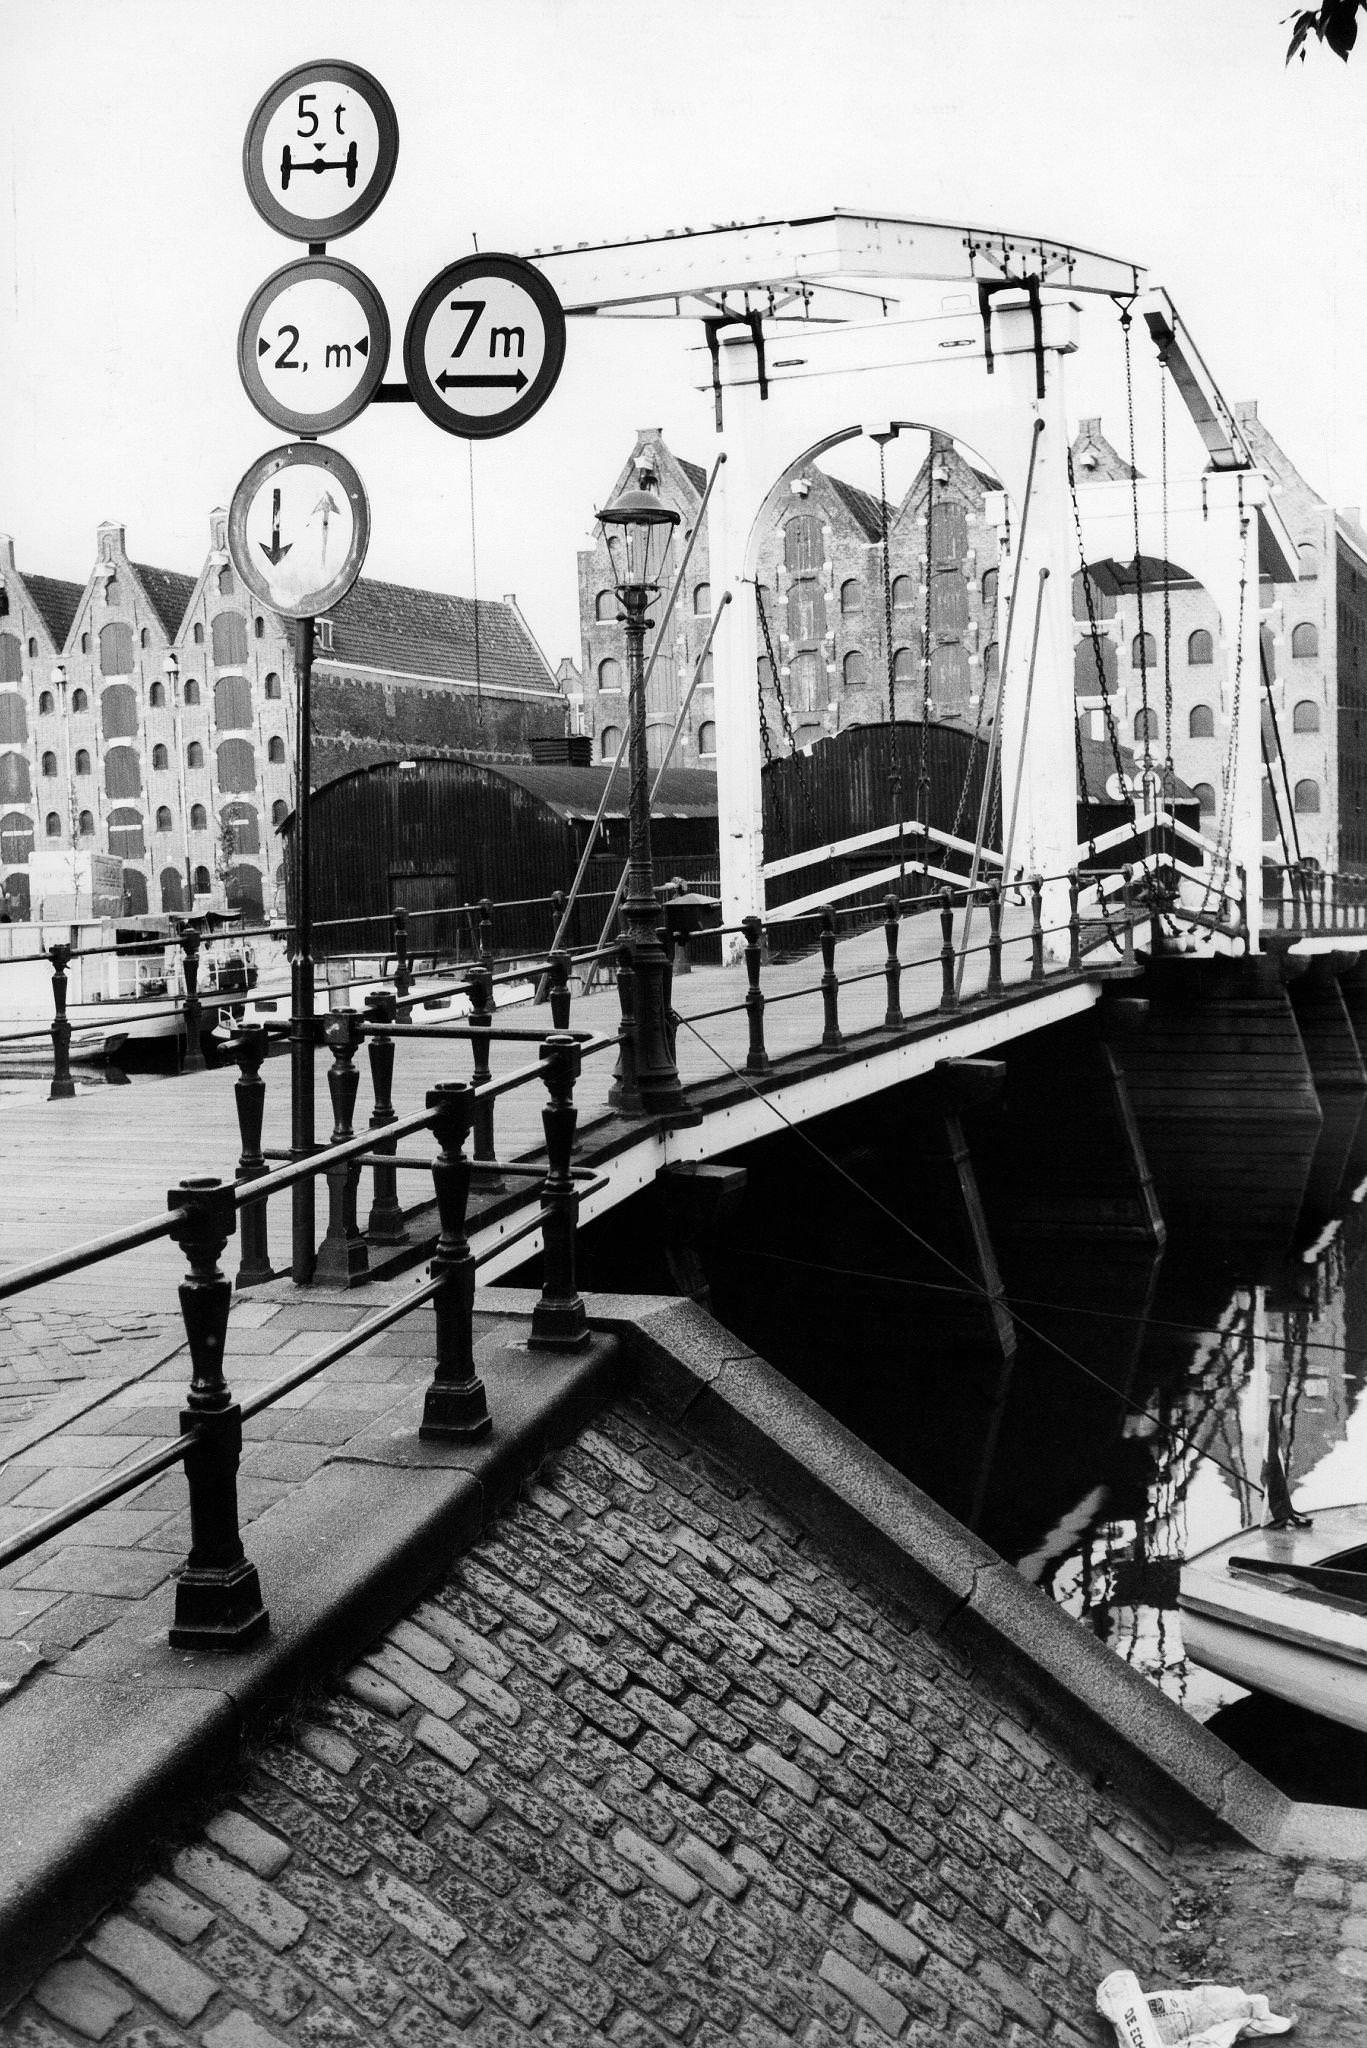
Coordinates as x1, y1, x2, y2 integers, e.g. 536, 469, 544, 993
4, 1396, 1178, 2048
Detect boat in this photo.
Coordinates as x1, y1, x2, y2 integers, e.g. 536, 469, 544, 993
1178, 1408, 1367, 1732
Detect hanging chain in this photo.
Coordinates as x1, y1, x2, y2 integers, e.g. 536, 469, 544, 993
1068, 450, 1133, 816
1204, 516, 1251, 913
1121, 308, 1153, 792
948, 562, 996, 847
917, 443, 936, 872
754, 579, 819, 841
879, 437, 897, 723
1159, 362, 1174, 794
753, 580, 777, 767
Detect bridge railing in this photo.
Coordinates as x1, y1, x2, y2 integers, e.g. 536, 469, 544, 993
1263, 862, 1367, 937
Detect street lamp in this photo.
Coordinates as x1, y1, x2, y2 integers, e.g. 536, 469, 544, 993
595, 485, 697, 1123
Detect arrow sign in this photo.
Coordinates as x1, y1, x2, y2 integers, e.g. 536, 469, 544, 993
259, 487, 292, 566
229, 442, 370, 622
404, 254, 565, 442
435, 368, 528, 393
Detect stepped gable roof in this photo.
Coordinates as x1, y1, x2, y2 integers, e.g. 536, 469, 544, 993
324, 576, 560, 695
132, 563, 197, 640
1070, 417, 1138, 483
826, 472, 887, 539
22, 574, 83, 650
495, 758, 717, 819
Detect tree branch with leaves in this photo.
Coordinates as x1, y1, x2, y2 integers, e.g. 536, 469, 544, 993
1287, 1, 1362, 61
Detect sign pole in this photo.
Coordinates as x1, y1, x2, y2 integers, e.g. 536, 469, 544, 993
291, 613, 316, 1284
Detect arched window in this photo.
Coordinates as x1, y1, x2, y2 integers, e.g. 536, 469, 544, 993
139, 628, 149, 648
645, 724, 673, 772
843, 650, 866, 689
264, 672, 281, 700
193, 865, 211, 894
160, 869, 185, 913
697, 722, 716, 757
1131, 631, 1157, 669
1134, 707, 1159, 742
789, 652, 821, 713
184, 678, 200, 705
37, 691, 53, 716
98, 622, 134, 676
930, 644, 970, 718
1072, 569, 1117, 622
1298, 542, 1319, 581
221, 803, 261, 856
595, 591, 616, 622
155, 806, 174, 832
786, 582, 825, 645
693, 583, 711, 615
598, 657, 622, 693
930, 574, 968, 637
44, 811, 61, 838
214, 675, 253, 729
1292, 698, 1321, 733
791, 724, 823, 752
980, 568, 999, 616
757, 655, 774, 694
1074, 635, 1117, 693
983, 642, 1000, 688
26, 638, 36, 658
2, 872, 29, 919
0, 635, 21, 682
71, 688, 87, 712
40, 751, 56, 776
107, 807, 145, 859
254, 616, 265, 639
1295, 778, 1322, 814
0, 695, 27, 743
267, 735, 286, 764
271, 799, 289, 827
1189, 704, 1215, 738
190, 803, 207, 831
1187, 629, 1213, 665
217, 566, 234, 598
1193, 782, 1217, 816
1292, 622, 1319, 658
80, 632, 90, 654
187, 742, 204, 769
74, 749, 90, 775
77, 810, 94, 838
122, 869, 149, 915
0, 754, 31, 803
100, 684, 138, 740
0, 812, 33, 862
783, 515, 822, 575
839, 579, 862, 617
216, 738, 256, 793
104, 747, 141, 800
931, 501, 968, 567
891, 574, 915, 613
192, 623, 204, 645
103, 578, 120, 609
892, 646, 917, 687
599, 725, 622, 760
149, 680, 165, 708
151, 743, 169, 769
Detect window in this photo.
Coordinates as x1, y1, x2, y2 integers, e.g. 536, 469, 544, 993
1193, 782, 1217, 816
0, 695, 27, 743
1189, 704, 1215, 738
78, 810, 94, 837
104, 746, 141, 800
931, 501, 968, 567
160, 869, 185, 914
646, 724, 672, 772
1295, 777, 1322, 814
980, 568, 999, 615
598, 657, 623, 693
40, 751, 56, 776
783, 515, 822, 576
930, 574, 968, 638
271, 799, 288, 827
71, 688, 87, 712
757, 655, 774, 695
839, 579, 862, 617
930, 644, 970, 718
1134, 707, 1159, 742
264, 672, 281, 700
216, 738, 256, 793
891, 574, 915, 612
103, 578, 120, 609
1131, 631, 1157, 668
1074, 635, 1117, 693
0, 635, 21, 683
44, 811, 61, 838
1292, 698, 1321, 733
218, 566, 234, 597
99, 622, 134, 676
843, 650, 866, 689
190, 803, 207, 831
693, 583, 711, 615
0, 812, 33, 862
599, 725, 622, 760
1292, 622, 1319, 658
892, 646, 917, 687
184, 678, 200, 705
267, 735, 286, 764
254, 616, 265, 639
74, 749, 90, 775
194, 865, 211, 894
786, 582, 825, 645
214, 674, 253, 729
1072, 569, 1117, 621
149, 681, 165, 708
80, 633, 89, 654
37, 691, 53, 716
139, 628, 149, 649
192, 623, 204, 645
107, 806, 145, 859
221, 803, 261, 856
0, 754, 31, 803
1187, 629, 1213, 665
983, 642, 1000, 688
697, 722, 716, 757
101, 683, 138, 740
154, 805, 173, 832
789, 652, 821, 713
1298, 542, 1320, 581
152, 743, 169, 769
187, 741, 204, 769
595, 591, 616, 622
26, 637, 36, 658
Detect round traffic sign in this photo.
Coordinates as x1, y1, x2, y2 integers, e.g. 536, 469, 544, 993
243, 60, 398, 242
403, 254, 566, 440
227, 443, 370, 621
238, 257, 389, 435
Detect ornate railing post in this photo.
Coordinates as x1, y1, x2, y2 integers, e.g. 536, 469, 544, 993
48, 943, 74, 1101
478, 896, 495, 974
530, 1033, 590, 1351
180, 928, 206, 1075
656, 920, 679, 1064
1067, 869, 1081, 972
1029, 876, 1045, 982
939, 890, 959, 1010
1122, 865, 1136, 967
819, 906, 844, 1049
987, 883, 1003, 996
363, 989, 406, 1245
392, 904, 413, 1002
315, 1009, 368, 1286
548, 949, 573, 1031
419, 1080, 491, 1440
466, 964, 500, 1185
1318, 868, 1328, 934
232, 1025, 273, 1288
166, 1177, 267, 1650
883, 893, 904, 1029
742, 914, 771, 1074
1237, 864, 1249, 941
1272, 863, 1286, 932
609, 941, 643, 1114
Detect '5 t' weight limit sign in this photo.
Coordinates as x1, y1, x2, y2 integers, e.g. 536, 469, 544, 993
404, 255, 566, 440
243, 60, 398, 242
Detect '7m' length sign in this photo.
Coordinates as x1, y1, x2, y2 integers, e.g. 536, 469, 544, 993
404, 254, 566, 440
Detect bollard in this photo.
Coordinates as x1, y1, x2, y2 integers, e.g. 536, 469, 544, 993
392, 904, 413, 1002
1121, 865, 1135, 967
232, 1026, 273, 1287
419, 1081, 491, 1440
1029, 876, 1045, 982
315, 1009, 368, 1285
48, 943, 75, 1101
363, 989, 407, 1245
530, 1033, 590, 1350
986, 884, 1003, 996
608, 941, 643, 1113
180, 928, 206, 1075
939, 890, 959, 1010
166, 1177, 267, 1650
819, 906, 844, 1049
883, 893, 904, 1029
466, 964, 500, 1185
1067, 869, 1081, 972
548, 949, 573, 1032
742, 914, 771, 1074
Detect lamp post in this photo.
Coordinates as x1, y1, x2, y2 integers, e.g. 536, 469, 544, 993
595, 487, 697, 1124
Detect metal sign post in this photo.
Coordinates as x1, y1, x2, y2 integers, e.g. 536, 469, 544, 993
291, 616, 316, 1283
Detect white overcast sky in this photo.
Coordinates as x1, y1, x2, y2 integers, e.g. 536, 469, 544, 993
2, 0, 1364, 661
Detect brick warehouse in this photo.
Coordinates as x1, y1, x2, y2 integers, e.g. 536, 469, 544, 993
0, 517, 568, 924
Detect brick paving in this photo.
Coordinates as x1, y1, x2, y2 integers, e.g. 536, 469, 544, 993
3, 1395, 1179, 2047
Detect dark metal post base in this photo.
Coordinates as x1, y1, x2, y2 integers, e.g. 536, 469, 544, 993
420, 1378, 493, 1439
170, 1556, 269, 1650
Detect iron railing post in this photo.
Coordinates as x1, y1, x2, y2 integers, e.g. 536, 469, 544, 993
1029, 876, 1045, 982
819, 906, 844, 1049
742, 915, 771, 1074
180, 927, 206, 1075
466, 964, 500, 1187
1067, 869, 1081, 972
939, 890, 959, 1010
315, 1010, 368, 1286
548, 949, 573, 1031
1122, 865, 1136, 967
48, 943, 74, 1101
419, 1080, 491, 1440
166, 1177, 267, 1650
883, 893, 904, 1029
392, 904, 413, 1003
609, 941, 643, 1113
232, 1025, 273, 1288
987, 884, 1004, 996
529, 1032, 590, 1351
363, 989, 406, 1245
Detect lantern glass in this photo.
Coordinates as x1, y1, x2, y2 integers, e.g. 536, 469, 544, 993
595, 487, 680, 593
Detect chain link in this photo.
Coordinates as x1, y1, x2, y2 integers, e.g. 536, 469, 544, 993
754, 579, 820, 841
1121, 308, 1154, 788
